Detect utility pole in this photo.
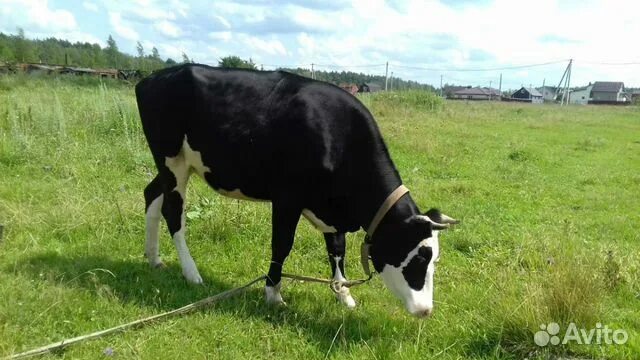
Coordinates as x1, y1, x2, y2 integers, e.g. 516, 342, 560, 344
557, 59, 571, 105
565, 59, 572, 105
384, 61, 389, 91
440, 74, 443, 97
498, 73, 502, 96
311, 63, 315, 80
541, 78, 545, 102
390, 71, 394, 91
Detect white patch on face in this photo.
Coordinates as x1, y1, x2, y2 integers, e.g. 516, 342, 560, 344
332, 256, 356, 309
431, 230, 440, 263
145, 194, 164, 267
302, 209, 337, 233
379, 236, 439, 317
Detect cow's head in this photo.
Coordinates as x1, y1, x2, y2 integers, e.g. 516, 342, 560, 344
370, 208, 458, 318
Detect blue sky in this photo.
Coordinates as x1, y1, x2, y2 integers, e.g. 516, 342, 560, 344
2, 0, 640, 88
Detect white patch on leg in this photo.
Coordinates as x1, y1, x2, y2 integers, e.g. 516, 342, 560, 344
173, 226, 203, 284
165, 139, 203, 284
145, 194, 164, 267
302, 209, 337, 233
265, 283, 286, 305
332, 256, 356, 308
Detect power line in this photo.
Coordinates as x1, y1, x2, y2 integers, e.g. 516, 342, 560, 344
314, 63, 386, 68
576, 60, 640, 66
392, 59, 569, 72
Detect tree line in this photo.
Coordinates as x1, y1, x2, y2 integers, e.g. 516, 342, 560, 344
0, 29, 434, 90
0, 29, 183, 71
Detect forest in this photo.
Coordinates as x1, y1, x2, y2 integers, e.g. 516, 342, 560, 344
0, 29, 433, 90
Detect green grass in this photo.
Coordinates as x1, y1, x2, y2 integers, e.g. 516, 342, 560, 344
0, 75, 639, 359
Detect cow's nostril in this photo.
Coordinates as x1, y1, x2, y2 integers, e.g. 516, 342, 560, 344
412, 307, 433, 318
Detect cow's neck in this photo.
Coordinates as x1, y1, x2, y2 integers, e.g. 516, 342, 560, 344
349, 127, 419, 236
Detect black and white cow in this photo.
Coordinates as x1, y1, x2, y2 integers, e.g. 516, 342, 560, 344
135, 64, 457, 317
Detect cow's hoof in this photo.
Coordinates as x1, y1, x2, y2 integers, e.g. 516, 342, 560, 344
152, 260, 166, 269
265, 284, 286, 306
183, 269, 203, 284
335, 287, 356, 309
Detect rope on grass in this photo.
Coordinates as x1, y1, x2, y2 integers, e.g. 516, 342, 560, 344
5, 272, 372, 359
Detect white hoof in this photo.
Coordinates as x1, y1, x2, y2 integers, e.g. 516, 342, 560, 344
265, 284, 286, 306
335, 286, 356, 309
182, 261, 203, 284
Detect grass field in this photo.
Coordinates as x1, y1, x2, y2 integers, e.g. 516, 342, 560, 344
0, 75, 638, 359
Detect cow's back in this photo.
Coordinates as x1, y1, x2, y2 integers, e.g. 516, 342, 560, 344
135, 64, 371, 202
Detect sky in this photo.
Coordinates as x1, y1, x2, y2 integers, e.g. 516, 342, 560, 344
2, 0, 640, 89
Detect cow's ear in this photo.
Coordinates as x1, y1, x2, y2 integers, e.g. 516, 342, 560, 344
423, 208, 459, 225
409, 214, 450, 231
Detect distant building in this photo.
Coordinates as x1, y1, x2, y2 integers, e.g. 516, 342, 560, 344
339, 83, 359, 95
569, 85, 593, 105
511, 87, 543, 104
358, 83, 383, 93
536, 86, 557, 101
443, 85, 470, 98
451, 87, 500, 100
590, 81, 627, 103
631, 89, 640, 102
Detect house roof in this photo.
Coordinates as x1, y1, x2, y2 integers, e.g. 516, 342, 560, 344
454, 87, 500, 96
527, 87, 543, 97
592, 81, 624, 93
513, 87, 542, 97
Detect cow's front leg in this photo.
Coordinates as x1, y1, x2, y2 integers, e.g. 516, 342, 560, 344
324, 233, 356, 308
265, 201, 301, 306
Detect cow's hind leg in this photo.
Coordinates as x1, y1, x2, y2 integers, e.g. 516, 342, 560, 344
162, 153, 203, 284
265, 200, 302, 305
144, 174, 164, 268
325, 233, 356, 308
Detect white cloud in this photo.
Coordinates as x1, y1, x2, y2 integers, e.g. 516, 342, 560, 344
214, 15, 232, 29
109, 12, 139, 41
82, 2, 99, 12
241, 36, 288, 57
209, 31, 232, 42
155, 21, 182, 38
0, 0, 77, 32
5, 0, 640, 86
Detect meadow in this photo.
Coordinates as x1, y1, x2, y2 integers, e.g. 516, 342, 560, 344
0, 75, 638, 359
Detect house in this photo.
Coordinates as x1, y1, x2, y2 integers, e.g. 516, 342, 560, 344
536, 86, 557, 101
339, 83, 359, 95
631, 89, 640, 103
451, 87, 500, 100
443, 85, 470, 98
569, 85, 593, 105
590, 81, 627, 103
358, 83, 382, 93
511, 87, 543, 104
